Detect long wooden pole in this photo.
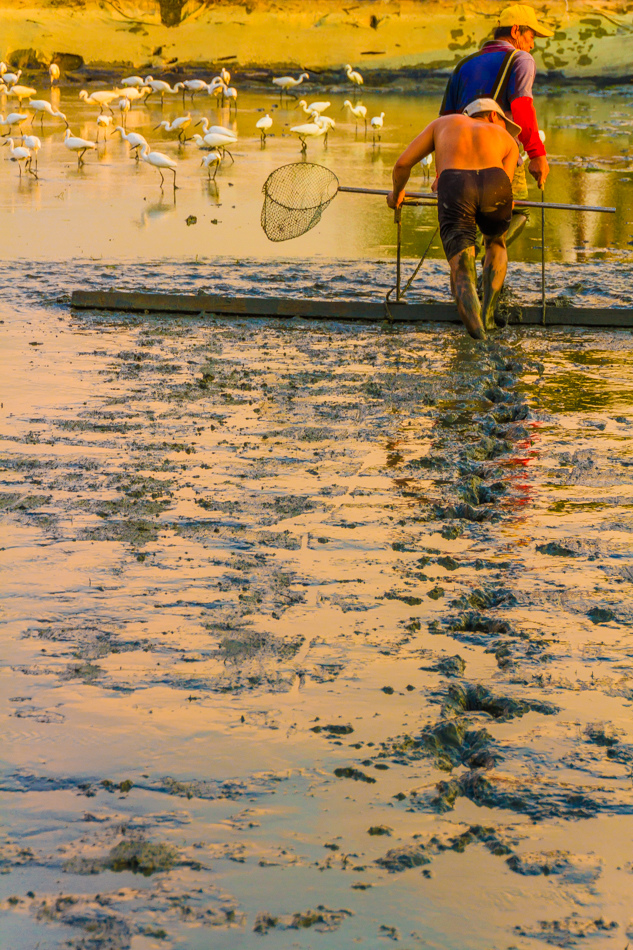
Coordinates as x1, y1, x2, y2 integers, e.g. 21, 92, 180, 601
541, 186, 546, 325
337, 186, 615, 214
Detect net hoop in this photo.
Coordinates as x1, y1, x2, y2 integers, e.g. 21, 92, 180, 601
261, 162, 340, 242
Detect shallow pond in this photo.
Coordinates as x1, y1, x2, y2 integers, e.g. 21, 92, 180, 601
1, 81, 633, 950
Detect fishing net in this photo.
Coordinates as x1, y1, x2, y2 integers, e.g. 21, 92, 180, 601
261, 162, 339, 242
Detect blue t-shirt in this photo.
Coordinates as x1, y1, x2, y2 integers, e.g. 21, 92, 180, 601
441, 40, 536, 115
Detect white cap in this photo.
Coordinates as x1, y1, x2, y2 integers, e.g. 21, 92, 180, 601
463, 98, 522, 137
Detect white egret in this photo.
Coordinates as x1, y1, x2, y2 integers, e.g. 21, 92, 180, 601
22, 133, 41, 171
140, 142, 177, 188
314, 113, 335, 143
224, 85, 238, 110
79, 89, 120, 114
29, 99, 68, 128
174, 79, 209, 105
111, 126, 148, 161
297, 99, 330, 116
220, 67, 231, 85
9, 85, 37, 107
154, 113, 192, 143
116, 97, 130, 127
2, 70, 22, 89
290, 116, 326, 153
63, 128, 98, 165
143, 77, 179, 105
190, 132, 236, 162
370, 111, 385, 143
120, 75, 146, 87
121, 85, 150, 102
96, 113, 113, 141
3, 137, 34, 176
201, 149, 222, 180
272, 72, 309, 97
256, 113, 273, 144
420, 153, 433, 179
345, 65, 363, 89
49, 63, 60, 85
197, 118, 236, 138
0, 112, 30, 133
343, 99, 367, 132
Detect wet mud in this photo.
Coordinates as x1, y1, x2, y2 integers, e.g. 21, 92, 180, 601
2, 262, 633, 949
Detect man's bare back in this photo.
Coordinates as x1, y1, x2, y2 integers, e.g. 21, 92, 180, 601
389, 113, 519, 201
432, 113, 518, 180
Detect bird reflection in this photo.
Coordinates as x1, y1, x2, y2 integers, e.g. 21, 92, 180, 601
138, 191, 177, 228
203, 178, 221, 204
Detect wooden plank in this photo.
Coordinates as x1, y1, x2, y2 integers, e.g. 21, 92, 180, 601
70, 290, 459, 323
70, 290, 633, 328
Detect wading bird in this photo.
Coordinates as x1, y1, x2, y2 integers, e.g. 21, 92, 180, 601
220, 66, 231, 86
201, 148, 222, 180
49, 63, 60, 85
174, 79, 209, 105
343, 99, 367, 132
3, 137, 34, 176
256, 113, 273, 144
345, 64, 363, 91
420, 153, 433, 179
9, 85, 37, 107
290, 115, 326, 153
120, 85, 149, 103
272, 72, 309, 98
370, 111, 385, 143
154, 114, 192, 143
314, 113, 335, 146
63, 128, 98, 165
2, 69, 22, 89
190, 131, 236, 162
79, 89, 120, 114
0, 112, 30, 134
96, 114, 113, 141
223, 85, 238, 111
111, 126, 148, 160
297, 99, 330, 116
140, 142, 177, 188
21, 133, 41, 172
197, 118, 236, 139
120, 75, 146, 87
116, 97, 130, 127
143, 77, 179, 105
29, 99, 68, 128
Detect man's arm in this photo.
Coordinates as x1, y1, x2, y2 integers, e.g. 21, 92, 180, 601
387, 122, 437, 210
507, 54, 549, 188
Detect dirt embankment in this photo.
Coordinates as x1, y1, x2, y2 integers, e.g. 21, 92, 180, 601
1, 0, 633, 82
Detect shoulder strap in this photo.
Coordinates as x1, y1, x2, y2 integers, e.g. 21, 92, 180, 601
491, 49, 517, 102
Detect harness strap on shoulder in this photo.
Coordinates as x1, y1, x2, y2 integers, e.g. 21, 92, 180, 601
491, 49, 517, 102
440, 46, 518, 115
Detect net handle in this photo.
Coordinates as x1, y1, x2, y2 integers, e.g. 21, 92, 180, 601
338, 186, 615, 213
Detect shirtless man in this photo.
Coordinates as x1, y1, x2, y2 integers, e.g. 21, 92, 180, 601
387, 99, 520, 340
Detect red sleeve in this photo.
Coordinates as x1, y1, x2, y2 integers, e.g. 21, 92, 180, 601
511, 96, 546, 159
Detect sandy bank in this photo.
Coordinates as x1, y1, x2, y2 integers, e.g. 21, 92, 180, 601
1, 0, 633, 81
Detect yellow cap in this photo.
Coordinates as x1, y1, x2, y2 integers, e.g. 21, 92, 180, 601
498, 4, 554, 37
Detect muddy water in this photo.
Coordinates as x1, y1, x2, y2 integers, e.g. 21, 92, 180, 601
0, 86, 632, 275
2, 84, 633, 950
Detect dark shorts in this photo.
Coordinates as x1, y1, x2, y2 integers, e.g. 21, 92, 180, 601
437, 167, 513, 262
